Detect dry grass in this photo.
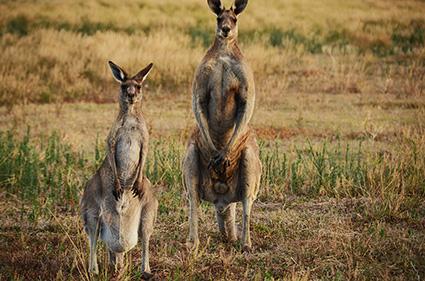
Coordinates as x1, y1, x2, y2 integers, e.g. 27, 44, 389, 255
1, 96, 424, 280
1, 0, 425, 280
1, 189, 424, 280
0, 0, 424, 108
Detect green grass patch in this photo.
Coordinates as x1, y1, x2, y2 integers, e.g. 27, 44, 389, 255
0, 129, 87, 221
187, 25, 214, 48
4, 14, 30, 36
2, 130, 424, 222
1, 14, 140, 37
266, 28, 323, 54
2, 14, 425, 59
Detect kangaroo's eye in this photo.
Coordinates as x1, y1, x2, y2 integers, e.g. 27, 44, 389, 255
136, 85, 141, 91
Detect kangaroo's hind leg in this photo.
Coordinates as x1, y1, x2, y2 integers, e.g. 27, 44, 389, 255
239, 141, 262, 252
215, 203, 237, 242
108, 250, 124, 272
82, 209, 100, 275
139, 179, 158, 279
182, 142, 201, 252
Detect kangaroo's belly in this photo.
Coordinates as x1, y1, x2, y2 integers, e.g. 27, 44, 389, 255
115, 129, 142, 188
100, 190, 142, 253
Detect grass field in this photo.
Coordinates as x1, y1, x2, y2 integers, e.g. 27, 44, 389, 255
1, 0, 425, 280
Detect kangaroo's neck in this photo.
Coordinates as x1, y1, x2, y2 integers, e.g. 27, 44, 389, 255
210, 37, 243, 59
117, 102, 143, 122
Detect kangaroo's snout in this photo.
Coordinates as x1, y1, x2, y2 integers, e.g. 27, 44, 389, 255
127, 85, 136, 96
122, 84, 141, 105
221, 26, 230, 37
127, 86, 136, 103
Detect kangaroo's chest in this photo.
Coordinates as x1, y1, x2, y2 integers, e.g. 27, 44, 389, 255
115, 117, 145, 187
209, 56, 240, 113
207, 56, 241, 142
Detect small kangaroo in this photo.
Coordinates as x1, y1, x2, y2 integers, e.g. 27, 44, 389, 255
183, 0, 261, 253
80, 61, 157, 279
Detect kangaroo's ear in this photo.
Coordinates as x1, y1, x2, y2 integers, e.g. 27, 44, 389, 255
108, 61, 127, 83
207, 0, 223, 15
133, 63, 153, 84
233, 0, 248, 15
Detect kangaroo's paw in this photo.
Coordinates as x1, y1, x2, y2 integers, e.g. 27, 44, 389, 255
185, 239, 200, 254
142, 271, 154, 280
242, 244, 252, 254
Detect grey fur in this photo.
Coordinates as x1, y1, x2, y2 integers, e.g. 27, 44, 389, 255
183, 0, 261, 253
80, 62, 157, 278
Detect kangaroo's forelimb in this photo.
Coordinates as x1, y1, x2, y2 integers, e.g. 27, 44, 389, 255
226, 70, 254, 152
193, 73, 218, 154
107, 136, 122, 200
132, 139, 148, 197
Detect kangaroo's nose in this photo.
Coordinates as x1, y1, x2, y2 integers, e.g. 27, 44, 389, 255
127, 85, 136, 96
222, 26, 230, 34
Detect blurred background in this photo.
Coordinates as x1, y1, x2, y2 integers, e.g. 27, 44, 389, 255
1, 0, 424, 105
0, 0, 424, 280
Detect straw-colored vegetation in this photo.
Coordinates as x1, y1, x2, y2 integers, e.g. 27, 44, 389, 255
1, 0, 424, 107
0, 0, 424, 280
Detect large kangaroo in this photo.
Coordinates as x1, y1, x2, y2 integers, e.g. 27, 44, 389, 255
80, 61, 157, 279
183, 0, 261, 253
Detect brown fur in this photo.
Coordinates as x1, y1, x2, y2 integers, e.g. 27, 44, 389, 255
190, 127, 253, 187
80, 62, 157, 278
183, 0, 261, 253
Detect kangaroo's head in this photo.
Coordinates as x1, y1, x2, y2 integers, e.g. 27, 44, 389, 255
207, 0, 248, 41
108, 61, 153, 109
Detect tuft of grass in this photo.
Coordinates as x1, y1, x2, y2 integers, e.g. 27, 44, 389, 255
1, 14, 140, 37
4, 15, 29, 36
0, 129, 88, 221
187, 25, 213, 48
391, 20, 425, 54
146, 139, 183, 189
267, 28, 323, 54
260, 137, 425, 208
